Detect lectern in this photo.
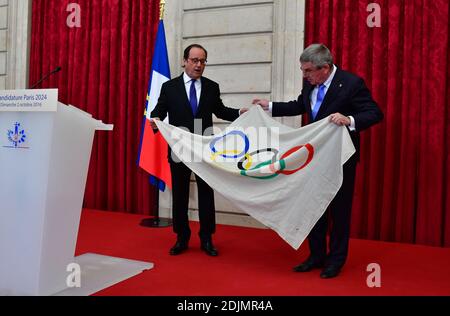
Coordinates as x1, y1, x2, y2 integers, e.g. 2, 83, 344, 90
0, 89, 114, 295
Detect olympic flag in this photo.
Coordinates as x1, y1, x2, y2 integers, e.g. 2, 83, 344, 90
155, 106, 356, 249
138, 20, 171, 191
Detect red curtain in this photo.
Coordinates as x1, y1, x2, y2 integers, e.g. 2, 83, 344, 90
305, 0, 450, 246
29, 0, 160, 214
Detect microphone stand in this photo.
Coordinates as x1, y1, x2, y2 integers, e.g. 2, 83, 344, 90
30, 67, 61, 89
140, 189, 172, 227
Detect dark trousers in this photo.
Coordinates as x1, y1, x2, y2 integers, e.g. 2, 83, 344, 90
308, 156, 358, 267
170, 161, 216, 242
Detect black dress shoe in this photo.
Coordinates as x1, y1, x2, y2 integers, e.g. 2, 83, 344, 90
293, 258, 324, 272
200, 240, 218, 256
169, 241, 188, 255
320, 265, 342, 279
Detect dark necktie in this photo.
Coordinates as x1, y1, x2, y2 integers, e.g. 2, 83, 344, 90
190, 79, 198, 116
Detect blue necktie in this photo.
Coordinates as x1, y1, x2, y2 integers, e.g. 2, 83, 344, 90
312, 84, 326, 120
189, 79, 198, 116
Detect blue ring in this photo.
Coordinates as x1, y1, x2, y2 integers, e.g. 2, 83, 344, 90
210, 130, 250, 159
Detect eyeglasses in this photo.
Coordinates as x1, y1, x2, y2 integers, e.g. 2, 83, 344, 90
188, 58, 207, 65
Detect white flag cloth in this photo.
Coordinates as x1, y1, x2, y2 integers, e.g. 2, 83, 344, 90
155, 106, 355, 249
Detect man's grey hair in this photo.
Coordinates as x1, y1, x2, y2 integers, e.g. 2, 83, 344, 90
300, 44, 334, 68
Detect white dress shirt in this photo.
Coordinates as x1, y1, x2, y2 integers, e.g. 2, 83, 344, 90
184, 72, 201, 104
310, 65, 337, 110
268, 65, 355, 130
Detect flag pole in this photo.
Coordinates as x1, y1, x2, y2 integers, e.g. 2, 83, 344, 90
159, 0, 166, 20
140, 0, 172, 228
140, 187, 172, 227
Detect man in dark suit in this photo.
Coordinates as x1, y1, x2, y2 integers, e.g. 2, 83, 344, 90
253, 43, 383, 278
151, 44, 246, 257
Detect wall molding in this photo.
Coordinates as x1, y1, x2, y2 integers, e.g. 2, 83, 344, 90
6, 0, 31, 89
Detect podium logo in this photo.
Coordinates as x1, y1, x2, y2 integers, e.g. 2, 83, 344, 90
4, 122, 29, 149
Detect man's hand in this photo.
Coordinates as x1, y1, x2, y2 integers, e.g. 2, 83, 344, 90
329, 113, 351, 126
239, 108, 249, 115
150, 117, 160, 130
252, 98, 270, 111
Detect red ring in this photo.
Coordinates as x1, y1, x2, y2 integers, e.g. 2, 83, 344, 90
277, 144, 314, 175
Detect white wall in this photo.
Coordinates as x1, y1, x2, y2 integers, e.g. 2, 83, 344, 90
0, 0, 8, 89
0, 0, 31, 90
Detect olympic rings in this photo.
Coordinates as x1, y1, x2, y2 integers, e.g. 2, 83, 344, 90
240, 159, 283, 180
210, 130, 249, 159
237, 148, 278, 171
208, 130, 314, 179
276, 144, 314, 175
211, 150, 253, 170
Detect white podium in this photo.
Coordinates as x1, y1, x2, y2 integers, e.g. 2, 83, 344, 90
0, 90, 151, 296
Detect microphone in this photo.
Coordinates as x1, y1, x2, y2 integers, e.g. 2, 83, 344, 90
30, 66, 62, 89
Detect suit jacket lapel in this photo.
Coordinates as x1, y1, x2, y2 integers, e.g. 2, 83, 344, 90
302, 83, 314, 119
197, 77, 207, 114
316, 68, 345, 118
176, 74, 194, 114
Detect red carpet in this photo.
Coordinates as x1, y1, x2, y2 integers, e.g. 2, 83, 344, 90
75, 209, 450, 296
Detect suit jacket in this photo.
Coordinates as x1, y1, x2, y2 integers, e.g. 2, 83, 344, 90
151, 74, 240, 163
272, 68, 383, 160
151, 74, 240, 134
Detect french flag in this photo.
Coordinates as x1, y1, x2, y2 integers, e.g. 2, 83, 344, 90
138, 20, 171, 191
